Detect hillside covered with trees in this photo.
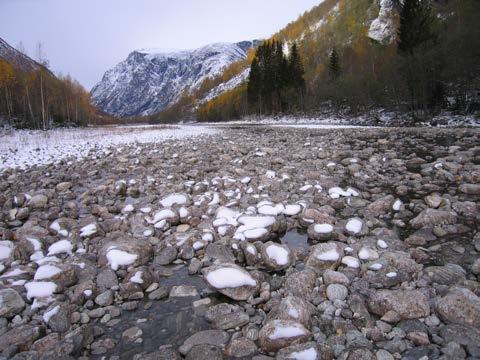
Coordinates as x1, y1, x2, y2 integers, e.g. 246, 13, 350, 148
0, 38, 101, 129
195, 0, 480, 122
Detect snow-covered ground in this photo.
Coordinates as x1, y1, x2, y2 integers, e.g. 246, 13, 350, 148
0, 125, 217, 171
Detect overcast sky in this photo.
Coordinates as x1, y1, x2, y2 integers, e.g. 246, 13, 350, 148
0, 0, 320, 90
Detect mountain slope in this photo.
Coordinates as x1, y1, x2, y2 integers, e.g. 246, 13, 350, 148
91, 41, 257, 117
197, 0, 479, 122
0, 37, 44, 72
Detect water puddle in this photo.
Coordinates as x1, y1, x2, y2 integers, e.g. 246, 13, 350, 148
93, 266, 211, 359
281, 229, 310, 250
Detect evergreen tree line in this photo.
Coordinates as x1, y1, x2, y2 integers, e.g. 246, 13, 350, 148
247, 40, 306, 114
0, 58, 97, 129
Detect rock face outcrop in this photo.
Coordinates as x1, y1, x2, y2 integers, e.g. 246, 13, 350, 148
368, 0, 402, 43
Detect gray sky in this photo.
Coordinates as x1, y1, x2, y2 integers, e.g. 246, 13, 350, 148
0, 0, 321, 90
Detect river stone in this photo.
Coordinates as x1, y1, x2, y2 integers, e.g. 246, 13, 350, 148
185, 344, 223, 360
28, 194, 48, 209
283, 269, 317, 298
205, 303, 242, 322
326, 284, 349, 301
96, 269, 118, 292
410, 208, 457, 229
258, 319, 311, 352
212, 311, 250, 330
260, 242, 294, 271
154, 246, 178, 265
97, 237, 153, 270
0, 288, 25, 318
424, 263, 466, 285
202, 264, 258, 301
459, 183, 480, 195
0, 324, 44, 352
276, 342, 319, 360
266, 295, 312, 327
225, 337, 257, 358
178, 330, 230, 355
323, 269, 350, 286
44, 302, 71, 333
368, 290, 430, 320
306, 242, 344, 273
436, 287, 480, 327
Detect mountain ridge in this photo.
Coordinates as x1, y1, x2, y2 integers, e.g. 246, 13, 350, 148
91, 41, 259, 117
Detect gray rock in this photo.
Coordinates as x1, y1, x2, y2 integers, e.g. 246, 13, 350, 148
225, 337, 257, 358
44, 303, 71, 333
368, 290, 430, 320
28, 194, 48, 209
0, 288, 25, 318
96, 270, 118, 292
424, 263, 466, 285
459, 183, 480, 195
326, 284, 349, 301
410, 208, 457, 229
436, 287, 480, 327
169, 286, 198, 298
95, 290, 114, 307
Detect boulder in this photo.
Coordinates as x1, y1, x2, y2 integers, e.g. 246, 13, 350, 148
203, 264, 258, 301
368, 290, 430, 320
436, 287, 480, 327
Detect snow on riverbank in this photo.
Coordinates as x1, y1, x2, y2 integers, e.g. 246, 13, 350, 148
0, 125, 218, 171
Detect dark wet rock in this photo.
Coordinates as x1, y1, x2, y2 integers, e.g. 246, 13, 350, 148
435, 287, 480, 327
368, 290, 430, 320
212, 311, 250, 330
0, 325, 44, 353
178, 330, 230, 355
440, 324, 480, 356
154, 246, 178, 266
185, 344, 223, 360
205, 243, 235, 263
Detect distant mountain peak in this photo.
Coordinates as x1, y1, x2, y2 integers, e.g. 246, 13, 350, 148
91, 41, 257, 117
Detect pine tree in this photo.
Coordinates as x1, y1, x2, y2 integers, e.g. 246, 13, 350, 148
289, 43, 306, 91
247, 57, 260, 108
328, 48, 341, 81
398, 0, 436, 54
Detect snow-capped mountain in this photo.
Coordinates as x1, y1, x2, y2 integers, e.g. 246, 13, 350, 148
0, 37, 43, 72
91, 41, 257, 117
